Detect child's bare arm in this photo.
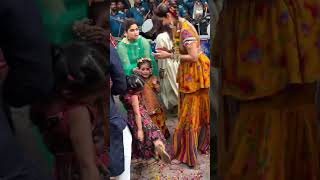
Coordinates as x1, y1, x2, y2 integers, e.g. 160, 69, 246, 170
67, 106, 100, 180
131, 95, 142, 130
131, 95, 144, 141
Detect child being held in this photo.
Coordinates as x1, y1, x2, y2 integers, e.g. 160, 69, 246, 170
136, 58, 170, 139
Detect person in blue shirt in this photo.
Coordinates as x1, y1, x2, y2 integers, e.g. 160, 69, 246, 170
109, 45, 132, 180
117, 0, 130, 13
118, 0, 131, 11
110, 0, 126, 37
178, 3, 190, 20
127, 0, 150, 27
182, 0, 208, 18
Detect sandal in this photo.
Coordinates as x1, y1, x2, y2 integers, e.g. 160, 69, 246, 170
155, 144, 171, 164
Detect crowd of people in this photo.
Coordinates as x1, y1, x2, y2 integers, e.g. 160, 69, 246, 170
110, 0, 210, 39
3, 0, 320, 179
110, 0, 211, 179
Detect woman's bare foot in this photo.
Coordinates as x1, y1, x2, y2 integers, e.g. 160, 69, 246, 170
154, 140, 171, 164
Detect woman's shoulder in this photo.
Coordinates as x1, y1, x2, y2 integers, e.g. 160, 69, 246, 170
180, 18, 192, 28
139, 36, 151, 43
117, 40, 126, 47
181, 19, 197, 34
117, 38, 130, 47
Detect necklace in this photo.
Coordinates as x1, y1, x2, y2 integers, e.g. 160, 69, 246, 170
171, 19, 181, 62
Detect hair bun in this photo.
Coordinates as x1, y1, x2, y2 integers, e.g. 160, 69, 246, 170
155, 3, 169, 17
155, 2, 178, 18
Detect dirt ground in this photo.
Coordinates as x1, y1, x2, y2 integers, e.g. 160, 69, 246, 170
130, 114, 211, 180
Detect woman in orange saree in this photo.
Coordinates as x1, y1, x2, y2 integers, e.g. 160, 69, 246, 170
153, 2, 210, 168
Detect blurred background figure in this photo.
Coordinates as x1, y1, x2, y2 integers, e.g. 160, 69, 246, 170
127, 0, 150, 27
111, 0, 126, 38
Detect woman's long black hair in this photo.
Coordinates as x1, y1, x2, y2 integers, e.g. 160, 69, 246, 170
151, 15, 172, 40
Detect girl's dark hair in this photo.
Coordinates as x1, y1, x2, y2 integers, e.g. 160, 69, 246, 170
137, 58, 152, 69
52, 41, 108, 97
151, 15, 172, 39
123, 18, 138, 32
126, 74, 145, 93
154, 3, 170, 18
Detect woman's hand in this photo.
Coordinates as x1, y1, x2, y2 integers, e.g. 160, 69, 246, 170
133, 67, 142, 75
153, 50, 172, 60
137, 129, 144, 142
152, 78, 160, 92
152, 78, 157, 85
154, 83, 160, 92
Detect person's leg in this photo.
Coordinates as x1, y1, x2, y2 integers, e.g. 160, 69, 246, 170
116, 126, 132, 180
0, 110, 52, 180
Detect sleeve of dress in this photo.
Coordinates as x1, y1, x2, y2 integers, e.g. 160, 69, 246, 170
116, 43, 136, 75
181, 28, 197, 48
155, 35, 166, 70
141, 37, 159, 76
155, 34, 167, 49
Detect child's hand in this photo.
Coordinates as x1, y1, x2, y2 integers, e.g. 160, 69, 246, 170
152, 78, 157, 85
137, 129, 144, 142
154, 84, 160, 93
